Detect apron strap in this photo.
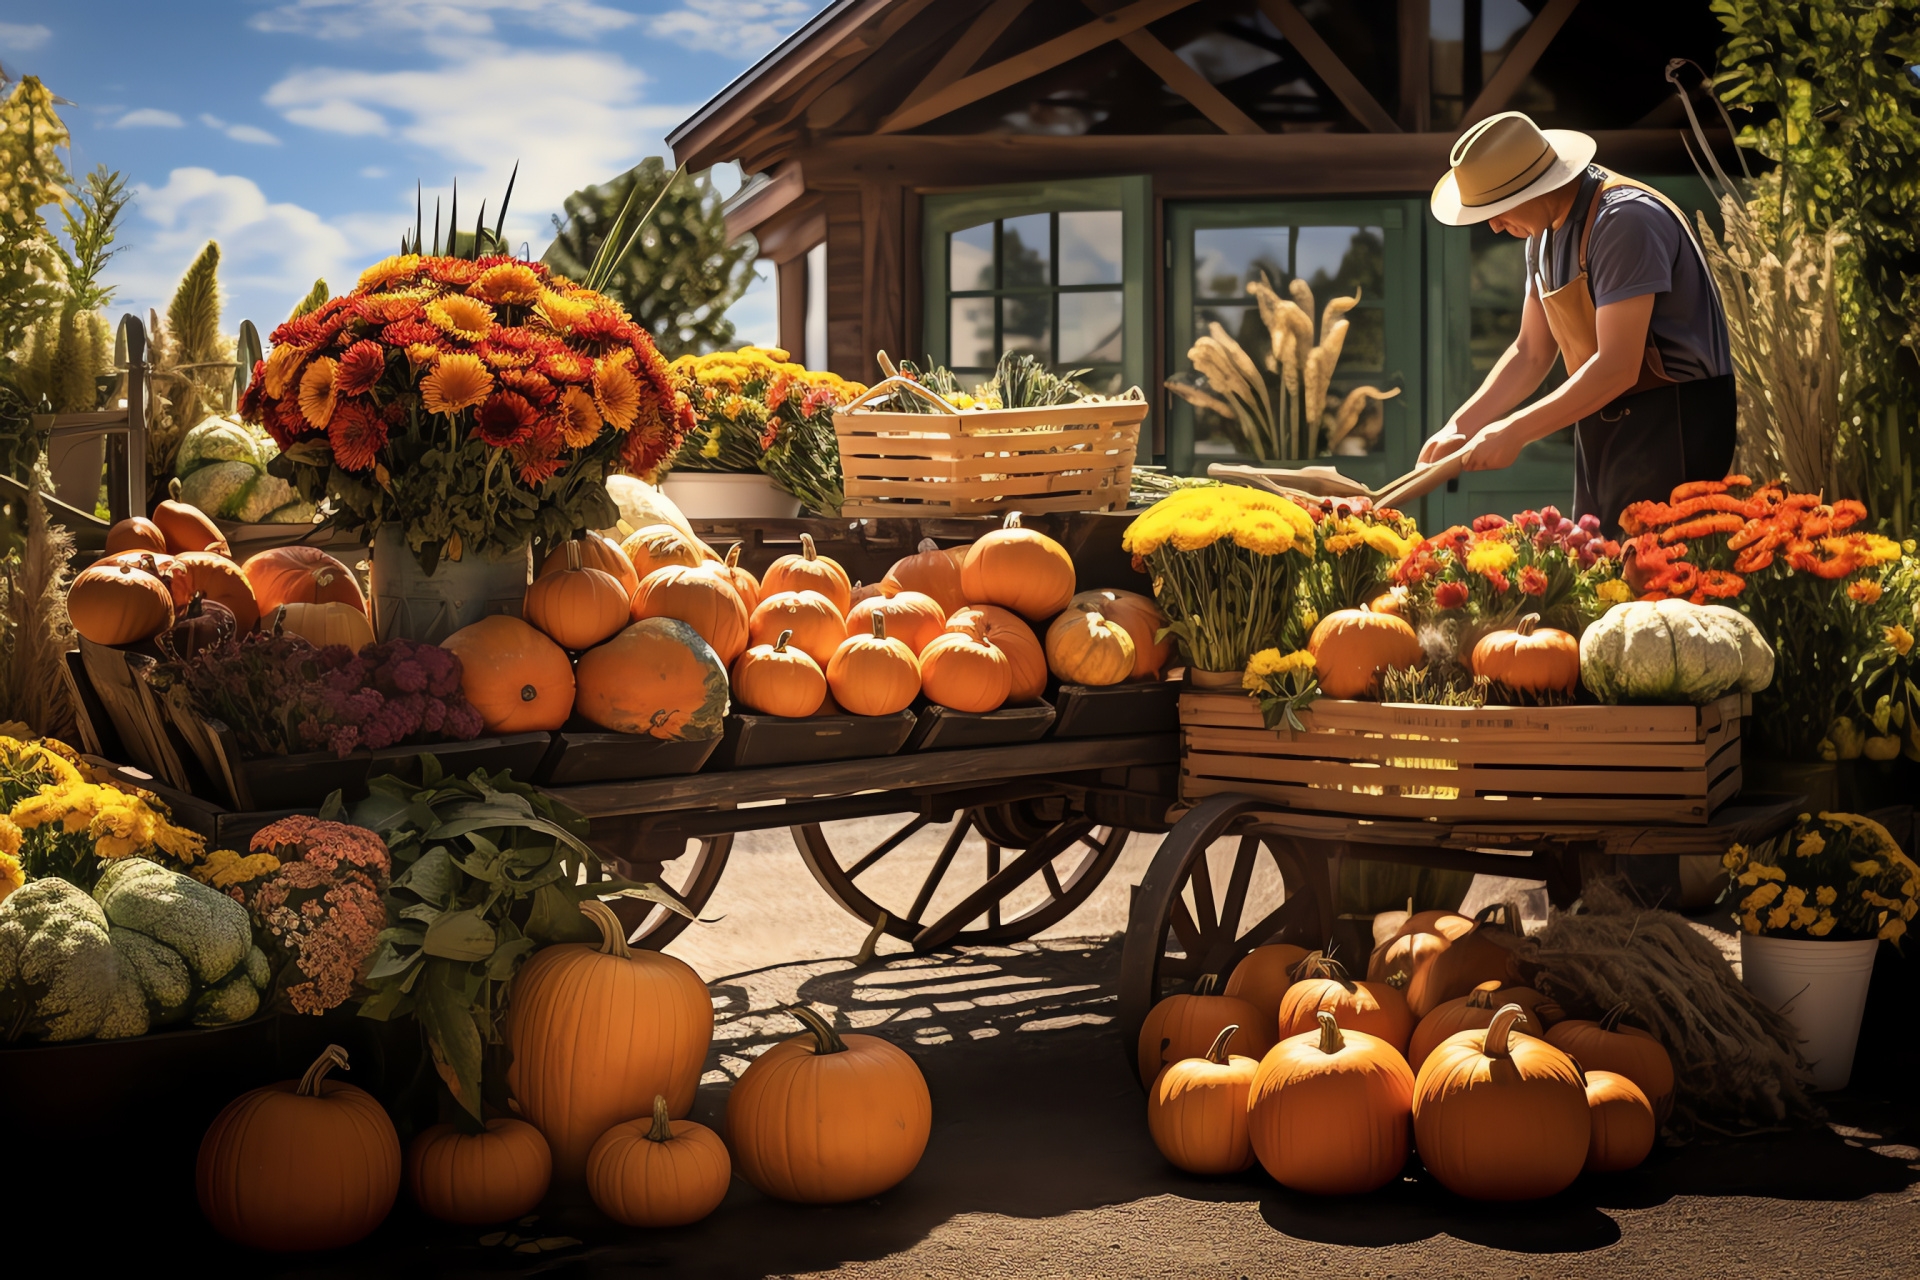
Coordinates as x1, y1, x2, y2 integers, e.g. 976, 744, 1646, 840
1578, 167, 1715, 281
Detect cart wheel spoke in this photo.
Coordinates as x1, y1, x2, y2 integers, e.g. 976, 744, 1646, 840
602, 833, 733, 951
844, 814, 929, 881
906, 811, 973, 924
1040, 860, 1063, 899
1188, 847, 1218, 936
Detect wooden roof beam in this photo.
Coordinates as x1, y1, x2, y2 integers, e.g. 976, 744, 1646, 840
1087, 0, 1265, 136
883, 0, 1032, 128
1457, 0, 1581, 132
876, 0, 1207, 135
1255, 0, 1400, 133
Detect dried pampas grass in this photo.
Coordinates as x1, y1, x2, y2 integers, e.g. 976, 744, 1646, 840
0, 454, 79, 741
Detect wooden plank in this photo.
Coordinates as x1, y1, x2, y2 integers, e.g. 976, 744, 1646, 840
843, 467, 1127, 497
1083, 0, 1263, 136
1181, 773, 1717, 824
1179, 724, 1724, 770
1397, 0, 1430, 132
777, 256, 808, 360
1181, 750, 1718, 798
1457, 0, 1580, 131
840, 406, 1147, 434
1254, 0, 1401, 134
824, 192, 866, 380
861, 182, 907, 379
841, 490, 1126, 516
1179, 691, 1732, 742
877, 0, 1208, 134
843, 451, 1135, 482
723, 161, 806, 241
886, 0, 1031, 126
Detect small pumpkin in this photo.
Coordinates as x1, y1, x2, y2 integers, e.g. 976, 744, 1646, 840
274, 601, 376, 652
631, 563, 750, 665
1471, 613, 1580, 696
575, 618, 730, 739
241, 545, 366, 616
1411, 1004, 1590, 1200
153, 478, 231, 555
524, 541, 630, 651
538, 531, 639, 600
826, 613, 920, 717
882, 538, 967, 617
731, 630, 827, 718
105, 516, 168, 556
68, 560, 175, 646
1367, 909, 1475, 987
587, 1095, 731, 1227
442, 615, 575, 733
960, 512, 1075, 622
1068, 589, 1171, 680
1578, 597, 1770, 705
1582, 1070, 1656, 1173
917, 629, 1011, 713
1368, 586, 1411, 619
1544, 1004, 1676, 1122
1407, 982, 1551, 1074
761, 532, 852, 617
1221, 943, 1313, 1025
1404, 905, 1521, 1019
621, 522, 704, 583
846, 590, 946, 656
101, 550, 191, 608
196, 1045, 400, 1250
1248, 1011, 1415, 1195
750, 590, 847, 669
407, 1118, 551, 1226
726, 1004, 932, 1204
174, 550, 261, 634
1308, 608, 1422, 699
1045, 609, 1136, 687
718, 542, 762, 613
158, 593, 237, 662
946, 605, 1046, 701
1136, 974, 1274, 1088
1276, 952, 1413, 1053
1145, 1023, 1258, 1175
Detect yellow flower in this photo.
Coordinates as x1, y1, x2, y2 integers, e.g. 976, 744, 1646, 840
1766, 905, 1791, 931
1171, 516, 1224, 553
1850, 580, 1883, 604
1243, 649, 1314, 687
298, 357, 339, 429
1740, 882, 1782, 911
1852, 860, 1884, 877
405, 342, 440, 371
1808, 911, 1837, 937
558, 387, 601, 448
194, 849, 282, 890
427, 294, 495, 342
1831, 533, 1903, 565
1796, 831, 1826, 858
537, 288, 591, 332
471, 262, 542, 306
0, 848, 20, 904
1816, 885, 1837, 906
262, 342, 307, 400
356, 254, 421, 292
1233, 515, 1299, 557
1722, 843, 1747, 872
1880, 916, 1907, 944
1783, 885, 1806, 910
1325, 532, 1365, 555
1597, 579, 1634, 604
595, 357, 642, 432
1741, 909, 1761, 934
1465, 540, 1517, 575
1790, 905, 1819, 929
1751, 864, 1785, 881
1886, 624, 1914, 657
1362, 525, 1419, 559
420, 352, 494, 416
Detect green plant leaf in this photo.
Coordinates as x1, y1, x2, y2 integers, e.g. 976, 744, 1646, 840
526, 881, 597, 943
418, 975, 484, 1119
486, 936, 536, 980
423, 906, 497, 960
396, 848, 458, 905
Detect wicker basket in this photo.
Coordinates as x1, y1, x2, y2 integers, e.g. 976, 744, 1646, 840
833, 376, 1146, 516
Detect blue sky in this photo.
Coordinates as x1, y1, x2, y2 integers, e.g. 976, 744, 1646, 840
0, 0, 819, 347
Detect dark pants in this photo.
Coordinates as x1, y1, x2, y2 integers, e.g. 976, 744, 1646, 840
1574, 374, 1737, 539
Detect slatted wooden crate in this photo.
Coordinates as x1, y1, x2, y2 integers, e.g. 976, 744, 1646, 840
1180, 691, 1746, 825
834, 376, 1146, 516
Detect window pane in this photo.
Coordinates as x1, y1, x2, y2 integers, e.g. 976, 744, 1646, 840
1338, 308, 1385, 374
1058, 211, 1122, 285
1294, 226, 1384, 298
1059, 291, 1124, 363
1194, 227, 1289, 299
950, 297, 996, 368
1001, 294, 1051, 359
1076, 366, 1125, 396
1001, 214, 1051, 289
950, 222, 995, 292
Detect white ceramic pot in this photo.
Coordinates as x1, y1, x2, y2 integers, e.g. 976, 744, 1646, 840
1740, 933, 1878, 1091
662, 471, 802, 519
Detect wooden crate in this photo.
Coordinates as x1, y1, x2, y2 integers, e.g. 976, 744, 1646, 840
1180, 692, 1746, 825
833, 376, 1146, 516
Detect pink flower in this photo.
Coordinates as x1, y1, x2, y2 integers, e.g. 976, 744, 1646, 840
1472, 514, 1510, 533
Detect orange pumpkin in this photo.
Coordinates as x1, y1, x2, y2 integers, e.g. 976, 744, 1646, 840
538, 531, 639, 600
882, 537, 967, 617
1545, 1006, 1676, 1122
1412, 1004, 1590, 1200
1308, 608, 1423, 699
1407, 982, 1551, 1074
158, 593, 237, 662
1471, 613, 1580, 696
153, 478, 230, 555
632, 563, 751, 665
1582, 1070, 1656, 1173
196, 1045, 400, 1251
826, 613, 920, 716
1404, 906, 1521, 1019
407, 1119, 551, 1225
960, 512, 1075, 622
726, 1004, 931, 1204
506, 901, 713, 1183
917, 630, 1011, 713
621, 522, 703, 583
1248, 1012, 1415, 1195
1222, 943, 1313, 1025
1368, 909, 1475, 987
241, 545, 366, 616
750, 590, 846, 668
101, 550, 191, 609
718, 542, 762, 613
175, 550, 261, 633
104, 516, 168, 556
760, 532, 851, 617
523, 541, 630, 651
574, 618, 729, 739
1068, 589, 1170, 680
849, 580, 883, 608
1368, 586, 1411, 619
1145, 1024, 1258, 1175
442, 615, 575, 733
731, 630, 827, 718
1136, 975, 1274, 1088
68, 560, 175, 646
846, 590, 945, 656
946, 605, 1046, 701
1045, 608, 1136, 686
587, 1095, 731, 1227
1277, 952, 1414, 1053
274, 602, 376, 652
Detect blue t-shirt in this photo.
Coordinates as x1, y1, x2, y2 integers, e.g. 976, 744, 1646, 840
1525, 167, 1733, 382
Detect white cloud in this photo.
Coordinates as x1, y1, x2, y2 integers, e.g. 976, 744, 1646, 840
115, 108, 185, 129
361, 166, 389, 178
249, 0, 637, 42
0, 22, 51, 52
201, 113, 283, 145
648, 0, 813, 57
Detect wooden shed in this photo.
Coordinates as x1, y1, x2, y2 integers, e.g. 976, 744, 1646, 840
667, 0, 1731, 523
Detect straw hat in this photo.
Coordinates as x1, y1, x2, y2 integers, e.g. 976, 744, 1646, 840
1430, 111, 1597, 226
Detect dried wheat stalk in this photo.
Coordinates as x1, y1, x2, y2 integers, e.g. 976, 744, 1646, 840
2, 455, 78, 741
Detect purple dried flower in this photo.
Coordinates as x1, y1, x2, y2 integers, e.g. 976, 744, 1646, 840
442, 701, 484, 740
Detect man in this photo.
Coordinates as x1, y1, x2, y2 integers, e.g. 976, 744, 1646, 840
1420, 111, 1735, 536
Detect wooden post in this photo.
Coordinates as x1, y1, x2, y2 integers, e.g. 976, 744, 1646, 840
824, 192, 867, 380
1398, 0, 1431, 132
777, 256, 809, 361
861, 181, 906, 384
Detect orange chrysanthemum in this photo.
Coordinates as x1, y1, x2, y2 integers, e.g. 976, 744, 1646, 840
335, 340, 387, 397
1850, 579, 1884, 604
327, 400, 388, 472
593, 356, 640, 432
474, 391, 538, 447
420, 352, 494, 416
496, 367, 556, 406
1695, 570, 1744, 600
405, 343, 441, 371
536, 288, 591, 333
473, 262, 543, 306
356, 254, 421, 292
541, 348, 592, 382
427, 258, 484, 288
263, 343, 307, 400
558, 387, 602, 447
477, 342, 533, 370
428, 295, 495, 342
298, 357, 340, 429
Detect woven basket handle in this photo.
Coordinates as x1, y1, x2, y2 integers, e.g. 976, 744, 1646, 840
838, 375, 961, 415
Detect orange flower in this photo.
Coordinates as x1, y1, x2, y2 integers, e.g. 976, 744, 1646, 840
474, 391, 537, 447
1670, 479, 1729, 502
356, 254, 421, 292
1850, 580, 1884, 604
263, 343, 307, 400
327, 400, 388, 472
1695, 570, 1744, 600
537, 288, 591, 333
594, 355, 640, 432
541, 348, 592, 382
558, 387, 602, 447
298, 357, 340, 429
427, 295, 495, 342
1660, 513, 1746, 542
472, 262, 543, 306
335, 340, 387, 397
405, 342, 441, 371
1887, 624, 1915, 658
420, 352, 493, 415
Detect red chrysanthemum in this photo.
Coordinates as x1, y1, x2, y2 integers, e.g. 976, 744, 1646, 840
335, 340, 387, 397
1471, 513, 1509, 533
1518, 565, 1549, 596
573, 307, 640, 347
269, 396, 316, 445
353, 295, 424, 326
427, 258, 484, 287
382, 318, 440, 349
511, 414, 566, 487
327, 399, 389, 472
496, 367, 557, 406
1434, 581, 1470, 610
271, 312, 328, 350
540, 348, 593, 383
473, 391, 538, 447
238, 360, 267, 421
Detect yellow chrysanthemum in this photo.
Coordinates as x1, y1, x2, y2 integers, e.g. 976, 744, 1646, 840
298, 356, 339, 429
1886, 624, 1914, 657
1816, 885, 1837, 906
1597, 578, 1634, 604
1783, 885, 1806, 910
559, 387, 602, 448
420, 352, 494, 416
1243, 649, 1315, 689
1171, 516, 1224, 553
427, 294, 495, 342
594, 356, 641, 432
356, 253, 421, 292
405, 343, 440, 371
1465, 540, 1517, 575
1826, 533, 1902, 565
0, 848, 20, 904
1853, 859, 1884, 877
0, 815, 18, 860
1740, 909, 1761, 934
1739, 882, 1782, 911
1796, 831, 1826, 858
1808, 911, 1836, 936
262, 342, 308, 400
193, 848, 282, 890
537, 288, 591, 332
1233, 515, 1299, 557
1362, 525, 1419, 559
1880, 916, 1907, 943
1766, 905, 1791, 931
472, 262, 542, 306
544, 348, 591, 382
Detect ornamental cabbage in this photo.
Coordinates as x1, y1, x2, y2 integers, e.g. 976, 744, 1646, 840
176, 416, 263, 474
0, 878, 145, 1040
92, 858, 268, 1029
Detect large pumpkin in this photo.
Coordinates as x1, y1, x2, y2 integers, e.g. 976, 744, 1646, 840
750, 590, 846, 668
1222, 942, 1313, 1025
1412, 1004, 1590, 1200
947, 605, 1046, 701
153, 478, 230, 555
826, 614, 921, 716
1471, 614, 1579, 696
1407, 982, 1551, 1074
960, 512, 1075, 622
524, 541, 630, 651
1579, 597, 1772, 705
1045, 609, 1136, 687
101, 550, 191, 609
407, 1118, 551, 1225
1248, 1012, 1415, 1195
442, 615, 575, 733
1544, 1006, 1675, 1122
731, 630, 827, 718
631, 563, 750, 665
574, 618, 729, 739
760, 532, 852, 617
882, 537, 967, 617
538, 531, 638, 601
917, 630, 1010, 714
68, 560, 175, 646
621, 522, 704, 583
726, 1004, 931, 1204
507, 901, 713, 1183
104, 516, 168, 556
1136, 975, 1274, 1088
1277, 952, 1414, 1053
1068, 588, 1171, 680
1145, 1024, 1258, 1175
587, 1095, 731, 1227
1308, 608, 1422, 699
196, 1045, 401, 1250
274, 602, 375, 652
1582, 1070, 1656, 1173
1404, 906, 1521, 1019
1368, 909, 1475, 987
846, 590, 946, 656
175, 550, 261, 634
241, 545, 367, 616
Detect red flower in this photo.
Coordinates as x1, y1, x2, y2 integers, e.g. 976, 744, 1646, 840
1694, 570, 1745, 600
1435, 581, 1469, 610
268, 397, 315, 447
497, 367, 557, 406
1472, 513, 1509, 533
511, 414, 566, 487
473, 392, 537, 447
353, 295, 423, 326
427, 258, 483, 287
1482, 570, 1511, 593
327, 399, 389, 472
382, 319, 439, 348
1518, 566, 1549, 596
334, 340, 387, 397
238, 360, 267, 421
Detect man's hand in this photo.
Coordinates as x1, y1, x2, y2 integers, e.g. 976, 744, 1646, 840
1419, 426, 1470, 465
1460, 418, 1528, 471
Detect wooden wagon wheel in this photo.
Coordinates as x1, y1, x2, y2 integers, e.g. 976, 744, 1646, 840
1116, 794, 1334, 1066
597, 832, 734, 951
792, 807, 1131, 950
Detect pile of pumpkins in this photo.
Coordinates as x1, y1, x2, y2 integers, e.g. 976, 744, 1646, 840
71, 501, 375, 658
443, 510, 1173, 741
1139, 908, 1674, 1200
196, 901, 932, 1251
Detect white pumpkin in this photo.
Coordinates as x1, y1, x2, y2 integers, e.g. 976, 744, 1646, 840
1579, 598, 1758, 705
601, 475, 718, 561
1698, 603, 1775, 693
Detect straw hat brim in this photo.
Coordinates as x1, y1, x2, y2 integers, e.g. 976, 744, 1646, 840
1429, 129, 1598, 226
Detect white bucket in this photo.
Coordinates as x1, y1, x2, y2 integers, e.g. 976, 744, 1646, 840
661, 471, 802, 519
1740, 933, 1879, 1091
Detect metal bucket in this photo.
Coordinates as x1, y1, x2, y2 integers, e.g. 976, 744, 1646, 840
370, 537, 530, 644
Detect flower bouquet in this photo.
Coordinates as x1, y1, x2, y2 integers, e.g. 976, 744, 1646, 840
1846, 553, 1920, 762
0, 734, 207, 891
1725, 811, 1920, 944
1298, 499, 1422, 624
667, 346, 865, 514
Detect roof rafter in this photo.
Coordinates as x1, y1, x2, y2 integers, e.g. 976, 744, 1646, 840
1458, 0, 1582, 132
1254, 0, 1401, 134
884, 0, 1032, 129
1086, 0, 1265, 136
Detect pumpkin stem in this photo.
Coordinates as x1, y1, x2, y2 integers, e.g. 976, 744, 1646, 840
296, 1044, 350, 1097
727, 542, 743, 569
1516, 613, 1541, 637
1004, 511, 1024, 529
1204, 1024, 1238, 1063
774, 628, 794, 653
269, 605, 288, 638
184, 591, 205, 618
1598, 1001, 1631, 1033
1315, 1010, 1346, 1055
169, 476, 182, 500
579, 899, 632, 960
799, 532, 818, 562
917, 537, 939, 554
645, 1094, 674, 1143
1291, 950, 1357, 992
1485, 1004, 1529, 1058
870, 612, 888, 641
1193, 973, 1220, 996
783, 1003, 850, 1056
1464, 982, 1503, 1010
564, 540, 584, 573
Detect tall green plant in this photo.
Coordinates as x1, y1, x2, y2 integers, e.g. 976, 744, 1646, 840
148, 241, 235, 482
